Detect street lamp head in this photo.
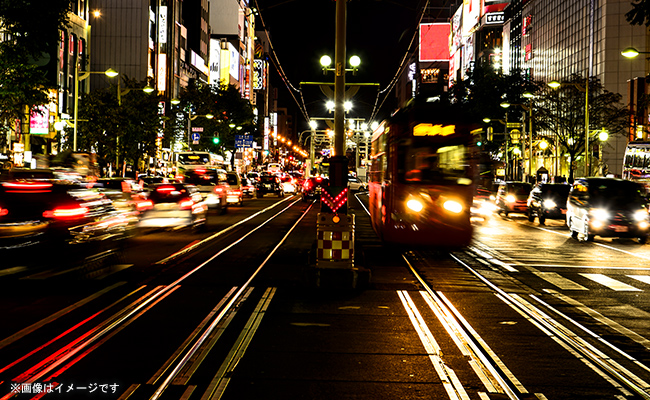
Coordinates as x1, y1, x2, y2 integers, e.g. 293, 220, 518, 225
143, 85, 155, 94
104, 68, 119, 78
523, 91, 534, 99
599, 129, 609, 142
309, 120, 317, 130
548, 80, 562, 89
206, 114, 214, 119
500, 102, 510, 108
326, 100, 335, 111
621, 47, 640, 58
92, 9, 101, 18
483, 118, 491, 123
171, 98, 181, 105
344, 101, 352, 112
320, 55, 332, 68
229, 123, 236, 128
349, 55, 361, 67
539, 140, 548, 150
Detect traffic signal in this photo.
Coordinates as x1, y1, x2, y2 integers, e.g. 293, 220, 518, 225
212, 136, 220, 145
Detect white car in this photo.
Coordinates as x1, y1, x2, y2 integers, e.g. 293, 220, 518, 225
280, 176, 297, 194
348, 175, 367, 192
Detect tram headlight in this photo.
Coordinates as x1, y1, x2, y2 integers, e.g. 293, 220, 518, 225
443, 200, 463, 214
406, 199, 424, 212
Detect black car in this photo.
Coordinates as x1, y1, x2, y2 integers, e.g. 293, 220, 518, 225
0, 180, 133, 268
301, 176, 329, 201
527, 183, 571, 224
567, 178, 650, 243
256, 174, 284, 198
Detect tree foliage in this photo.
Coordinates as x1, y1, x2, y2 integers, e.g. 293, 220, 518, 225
63, 78, 163, 176
0, 0, 73, 147
169, 81, 257, 159
626, 0, 650, 25
531, 74, 628, 180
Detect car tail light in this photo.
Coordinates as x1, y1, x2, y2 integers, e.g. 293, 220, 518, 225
136, 199, 154, 211
195, 168, 206, 174
178, 198, 194, 210
0, 207, 7, 217
304, 181, 313, 190
229, 189, 242, 195
3, 182, 53, 189
43, 206, 89, 219
156, 185, 176, 193
214, 186, 224, 194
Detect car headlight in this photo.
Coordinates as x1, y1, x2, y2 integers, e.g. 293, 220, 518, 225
590, 208, 609, 221
506, 195, 516, 203
543, 200, 557, 209
406, 199, 423, 212
443, 200, 463, 214
633, 209, 648, 222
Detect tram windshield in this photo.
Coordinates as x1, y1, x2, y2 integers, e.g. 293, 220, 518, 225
398, 139, 468, 184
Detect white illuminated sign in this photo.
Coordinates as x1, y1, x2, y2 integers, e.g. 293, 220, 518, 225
159, 6, 167, 44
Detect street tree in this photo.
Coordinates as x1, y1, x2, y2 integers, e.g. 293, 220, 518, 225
0, 0, 73, 149
626, 0, 650, 25
68, 78, 162, 176
170, 81, 257, 163
532, 74, 628, 181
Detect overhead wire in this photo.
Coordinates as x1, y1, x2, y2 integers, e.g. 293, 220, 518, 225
370, 0, 456, 123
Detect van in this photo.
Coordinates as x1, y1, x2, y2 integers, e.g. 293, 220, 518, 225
567, 177, 650, 243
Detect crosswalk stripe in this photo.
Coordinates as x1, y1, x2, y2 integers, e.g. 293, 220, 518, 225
580, 273, 642, 291
628, 275, 650, 286
532, 272, 588, 290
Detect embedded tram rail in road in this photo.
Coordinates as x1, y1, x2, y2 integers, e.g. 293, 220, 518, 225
0, 195, 312, 400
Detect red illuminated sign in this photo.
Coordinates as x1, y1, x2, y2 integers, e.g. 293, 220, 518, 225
419, 23, 451, 62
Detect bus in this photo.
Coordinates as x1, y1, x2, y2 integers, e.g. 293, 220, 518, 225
368, 99, 479, 247
622, 141, 650, 186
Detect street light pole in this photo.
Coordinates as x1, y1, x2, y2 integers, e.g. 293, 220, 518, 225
72, 66, 118, 152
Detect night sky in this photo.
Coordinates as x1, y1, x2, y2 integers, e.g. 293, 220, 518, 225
254, 0, 424, 131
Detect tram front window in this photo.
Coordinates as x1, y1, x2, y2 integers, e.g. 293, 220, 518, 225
399, 143, 467, 183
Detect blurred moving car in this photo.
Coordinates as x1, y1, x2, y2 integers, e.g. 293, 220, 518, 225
495, 181, 532, 216
0, 180, 133, 267
182, 168, 228, 213
527, 183, 571, 224
279, 174, 297, 194
137, 183, 207, 231
567, 177, 650, 243
95, 177, 148, 214
240, 178, 256, 197
471, 186, 496, 221
256, 174, 284, 198
302, 176, 329, 201
225, 172, 244, 206
246, 171, 260, 183
348, 175, 367, 192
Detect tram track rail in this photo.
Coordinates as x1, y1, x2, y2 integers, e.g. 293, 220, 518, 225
445, 248, 650, 399
0, 197, 314, 400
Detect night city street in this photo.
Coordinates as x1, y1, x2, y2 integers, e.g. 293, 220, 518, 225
2, 193, 650, 399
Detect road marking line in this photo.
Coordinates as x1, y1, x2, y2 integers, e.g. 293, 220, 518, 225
579, 273, 642, 291
398, 291, 470, 400
202, 287, 277, 400
532, 271, 588, 291
628, 275, 650, 286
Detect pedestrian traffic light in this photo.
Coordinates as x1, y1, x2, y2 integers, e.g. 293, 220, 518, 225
212, 136, 220, 144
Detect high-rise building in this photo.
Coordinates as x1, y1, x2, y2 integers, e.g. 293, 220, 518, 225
505, 0, 647, 176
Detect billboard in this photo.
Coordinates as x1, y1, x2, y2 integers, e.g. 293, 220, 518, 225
209, 39, 221, 85
29, 106, 49, 135
419, 23, 451, 62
